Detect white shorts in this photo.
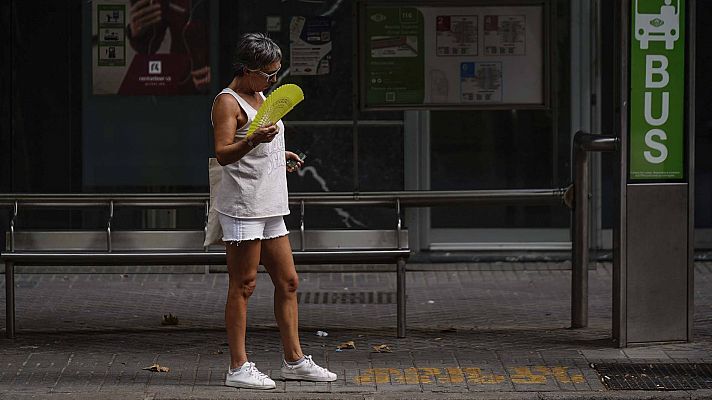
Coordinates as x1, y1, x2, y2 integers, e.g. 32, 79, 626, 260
217, 214, 289, 244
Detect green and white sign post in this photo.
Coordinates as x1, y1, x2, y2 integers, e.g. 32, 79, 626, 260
614, 0, 694, 346
629, 0, 685, 180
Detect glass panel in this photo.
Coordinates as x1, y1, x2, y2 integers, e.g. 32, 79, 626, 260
284, 126, 352, 230
220, 0, 348, 120
283, 125, 403, 229
82, 1, 215, 192
286, 205, 400, 230
14, 209, 106, 230
285, 126, 353, 193
358, 127, 404, 191
3, 0, 408, 238
432, 205, 567, 229
80, 207, 205, 230
429, 109, 569, 230
431, 110, 559, 190
429, 1, 570, 233
218, 0, 402, 122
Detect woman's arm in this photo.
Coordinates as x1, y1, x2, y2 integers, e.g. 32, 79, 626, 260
212, 95, 252, 166
212, 94, 280, 166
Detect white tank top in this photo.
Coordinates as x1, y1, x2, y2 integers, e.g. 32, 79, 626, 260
212, 88, 289, 219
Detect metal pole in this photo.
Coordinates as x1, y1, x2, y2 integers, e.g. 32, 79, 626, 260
6, 261, 15, 339
397, 257, 406, 338
572, 138, 591, 328
571, 131, 619, 328
10, 201, 17, 252
351, 0, 359, 194
107, 200, 114, 253
395, 198, 402, 249
203, 200, 210, 252
0, 190, 566, 208
300, 200, 306, 251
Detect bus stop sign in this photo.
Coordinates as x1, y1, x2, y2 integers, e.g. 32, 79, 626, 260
630, 0, 685, 181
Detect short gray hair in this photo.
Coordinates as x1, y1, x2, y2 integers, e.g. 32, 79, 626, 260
233, 33, 282, 76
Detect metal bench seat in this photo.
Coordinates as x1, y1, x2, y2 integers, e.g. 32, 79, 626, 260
1, 189, 564, 340
3, 229, 409, 339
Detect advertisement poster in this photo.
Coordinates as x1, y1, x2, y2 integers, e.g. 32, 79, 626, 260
290, 16, 332, 75
362, 5, 542, 108
92, 0, 210, 95
629, 0, 685, 180
365, 7, 425, 105
460, 62, 502, 103
97, 4, 127, 66
436, 15, 478, 56
483, 15, 527, 56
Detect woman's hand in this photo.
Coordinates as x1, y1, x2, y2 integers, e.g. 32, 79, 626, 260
249, 123, 279, 145
285, 151, 305, 172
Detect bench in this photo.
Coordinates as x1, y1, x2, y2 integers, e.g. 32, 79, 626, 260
1, 194, 410, 339
1, 189, 566, 339
3, 229, 409, 339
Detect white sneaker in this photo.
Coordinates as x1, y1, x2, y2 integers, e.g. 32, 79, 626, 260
280, 355, 337, 382
225, 361, 276, 390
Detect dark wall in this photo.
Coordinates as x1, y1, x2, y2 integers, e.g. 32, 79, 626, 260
6, 0, 83, 193
694, 0, 712, 228
1, 2, 10, 251
1, 1, 84, 242
1, 2, 12, 193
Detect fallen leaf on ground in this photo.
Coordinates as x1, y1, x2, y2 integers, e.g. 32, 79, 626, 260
371, 344, 392, 353
161, 313, 179, 326
143, 364, 170, 372
336, 341, 355, 350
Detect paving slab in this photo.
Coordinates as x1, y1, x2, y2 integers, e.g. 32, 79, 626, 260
1, 262, 712, 399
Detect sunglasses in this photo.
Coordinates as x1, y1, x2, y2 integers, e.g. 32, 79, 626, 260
247, 67, 281, 80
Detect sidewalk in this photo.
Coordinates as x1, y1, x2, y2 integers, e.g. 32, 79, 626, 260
2, 262, 712, 399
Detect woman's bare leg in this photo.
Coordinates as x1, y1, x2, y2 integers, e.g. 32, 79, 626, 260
225, 240, 261, 369
260, 235, 303, 362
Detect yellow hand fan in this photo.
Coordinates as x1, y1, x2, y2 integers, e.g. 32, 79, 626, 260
246, 84, 305, 137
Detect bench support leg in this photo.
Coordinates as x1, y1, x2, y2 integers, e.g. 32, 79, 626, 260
5, 261, 15, 339
397, 257, 406, 338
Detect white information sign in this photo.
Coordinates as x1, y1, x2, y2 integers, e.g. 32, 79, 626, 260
436, 15, 478, 56
290, 16, 332, 75
460, 61, 502, 102
362, 3, 545, 109
484, 15, 527, 56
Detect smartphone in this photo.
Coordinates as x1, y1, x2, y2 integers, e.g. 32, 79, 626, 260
287, 152, 307, 169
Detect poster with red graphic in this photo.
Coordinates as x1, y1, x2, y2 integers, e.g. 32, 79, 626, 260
92, 0, 210, 95
435, 15, 478, 56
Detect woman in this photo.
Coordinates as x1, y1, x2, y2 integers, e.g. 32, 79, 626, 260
212, 33, 336, 390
